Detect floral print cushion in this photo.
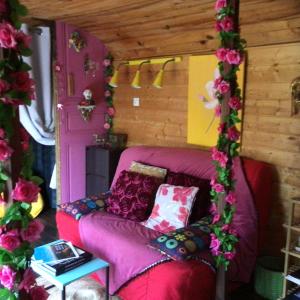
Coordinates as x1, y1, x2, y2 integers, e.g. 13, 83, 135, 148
166, 172, 211, 223
149, 224, 211, 261
142, 184, 199, 233
106, 170, 163, 221
59, 195, 106, 220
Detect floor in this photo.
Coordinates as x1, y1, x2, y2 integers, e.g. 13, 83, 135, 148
37, 208, 265, 300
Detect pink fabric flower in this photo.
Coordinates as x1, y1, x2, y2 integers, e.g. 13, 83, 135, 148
228, 96, 242, 110
19, 268, 36, 293
0, 79, 10, 94
224, 251, 235, 260
103, 122, 111, 130
213, 183, 225, 193
0, 230, 21, 252
0, 266, 16, 290
178, 206, 189, 222
213, 76, 222, 89
209, 203, 217, 214
218, 123, 225, 134
12, 179, 40, 203
16, 31, 32, 49
29, 286, 49, 300
11, 71, 35, 99
172, 187, 194, 205
216, 48, 228, 62
150, 204, 160, 219
215, 104, 221, 117
212, 213, 221, 224
215, 0, 227, 11
0, 22, 17, 49
212, 147, 228, 168
218, 16, 234, 32
226, 49, 242, 65
104, 90, 111, 97
227, 126, 240, 141
21, 219, 44, 243
107, 107, 115, 117
0, 0, 7, 14
210, 234, 221, 256
229, 228, 238, 236
0, 140, 13, 161
217, 80, 230, 94
222, 224, 229, 231
225, 191, 236, 205
103, 59, 111, 67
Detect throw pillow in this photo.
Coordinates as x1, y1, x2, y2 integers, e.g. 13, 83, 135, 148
149, 225, 210, 261
106, 170, 163, 221
142, 184, 199, 233
129, 161, 167, 179
166, 172, 211, 223
59, 195, 106, 220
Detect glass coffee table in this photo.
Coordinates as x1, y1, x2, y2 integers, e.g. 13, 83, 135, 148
32, 256, 110, 300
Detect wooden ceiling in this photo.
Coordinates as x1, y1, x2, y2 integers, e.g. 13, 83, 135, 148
21, 0, 300, 59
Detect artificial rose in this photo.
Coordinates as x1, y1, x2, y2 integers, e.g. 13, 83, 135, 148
0, 140, 13, 161
19, 268, 36, 293
0, 266, 16, 290
21, 219, 44, 243
214, 0, 227, 11
103, 122, 111, 130
0, 230, 21, 251
213, 183, 225, 193
0, 128, 5, 139
213, 76, 222, 89
11, 71, 35, 99
107, 106, 115, 117
217, 80, 230, 94
12, 179, 40, 203
228, 96, 242, 110
219, 16, 234, 32
225, 191, 236, 205
0, 79, 10, 94
103, 59, 111, 67
212, 213, 221, 224
210, 234, 221, 256
227, 126, 240, 141
217, 122, 225, 134
0, 22, 17, 49
16, 31, 32, 49
212, 147, 228, 168
226, 49, 242, 65
19, 127, 30, 151
215, 105, 221, 117
29, 286, 49, 300
104, 90, 111, 97
224, 251, 235, 260
215, 47, 227, 62
0, 0, 7, 14
222, 224, 229, 231
209, 203, 217, 214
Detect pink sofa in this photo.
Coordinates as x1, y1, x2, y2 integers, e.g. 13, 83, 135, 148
56, 146, 273, 300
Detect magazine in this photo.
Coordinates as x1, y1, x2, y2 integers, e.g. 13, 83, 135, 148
33, 240, 79, 264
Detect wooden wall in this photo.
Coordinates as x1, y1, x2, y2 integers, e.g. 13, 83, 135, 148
114, 42, 300, 254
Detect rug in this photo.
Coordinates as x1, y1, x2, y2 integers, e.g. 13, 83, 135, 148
36, 276, 121, 300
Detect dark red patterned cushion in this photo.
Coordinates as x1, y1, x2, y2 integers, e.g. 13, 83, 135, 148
106, 170, 163, 221
166, 172, 211, 223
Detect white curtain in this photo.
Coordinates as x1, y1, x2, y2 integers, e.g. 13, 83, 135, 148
19, 24, 56, 188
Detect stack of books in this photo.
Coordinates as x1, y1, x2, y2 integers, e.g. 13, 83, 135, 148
32, 240, 93, 276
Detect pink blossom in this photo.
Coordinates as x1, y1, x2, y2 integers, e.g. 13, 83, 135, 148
210, 234, 221, 256
19, 268, 36, 293
0, 266, 16, 290
107, 107, 115, 117
0, 22, 17, 49
228, 96, 242, 110
224, 251, 235, 260
29, 286, 49, 300
229, 228, 238, 236
217, 80, 230, 94
0, 1, 7, 14
104, 90, 111, 97
215, 22, 223, 32
212, 147, 228, 168
0, 230, 21, 252
0, 128, 5, 139
215, 0, 227, 12
16, 31, 32, 49
11, 71, 35, 99
209, 203, 217, 214
215, 104, 221, 117
225, 191, 236, 205
216, 48, 228, 62
103, 59, 111, 67
218, 16, 234, 32
12, 179, 40, 203
218, 123, 225, 134
213, 183, 225, 193
103, 122, 111, 130
21, 219, 44, 243
0, 140, 13, 161
226, 49, 242, 65
0, 79, 10, 94
227, 126, 240, 141
222, 224, 229, 231
212, 213, 221, 224
213, 76, 222, 89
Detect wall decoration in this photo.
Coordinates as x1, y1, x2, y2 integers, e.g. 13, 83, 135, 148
84, 54, 99, 78
68, 31, 86, 53
187, 55, 245, 147
78, 89, 96, 121
0, 0, 48, 298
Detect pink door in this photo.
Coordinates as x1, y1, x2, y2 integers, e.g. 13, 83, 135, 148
56, 21, 107, 204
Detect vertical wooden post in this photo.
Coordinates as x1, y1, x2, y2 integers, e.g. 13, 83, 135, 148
215, 1, 240, 300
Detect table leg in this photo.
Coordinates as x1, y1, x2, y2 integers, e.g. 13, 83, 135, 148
106, 266, 109, 300
62, 286, 66, 300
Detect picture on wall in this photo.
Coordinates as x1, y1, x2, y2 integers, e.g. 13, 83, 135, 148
187, 55, 245, 147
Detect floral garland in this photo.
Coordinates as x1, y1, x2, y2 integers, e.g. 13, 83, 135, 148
103, 53, 115, 134
209, 0, 246, 268
0, 0, 48, 299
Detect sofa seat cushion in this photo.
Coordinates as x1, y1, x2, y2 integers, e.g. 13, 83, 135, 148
106, 170, 162, 221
